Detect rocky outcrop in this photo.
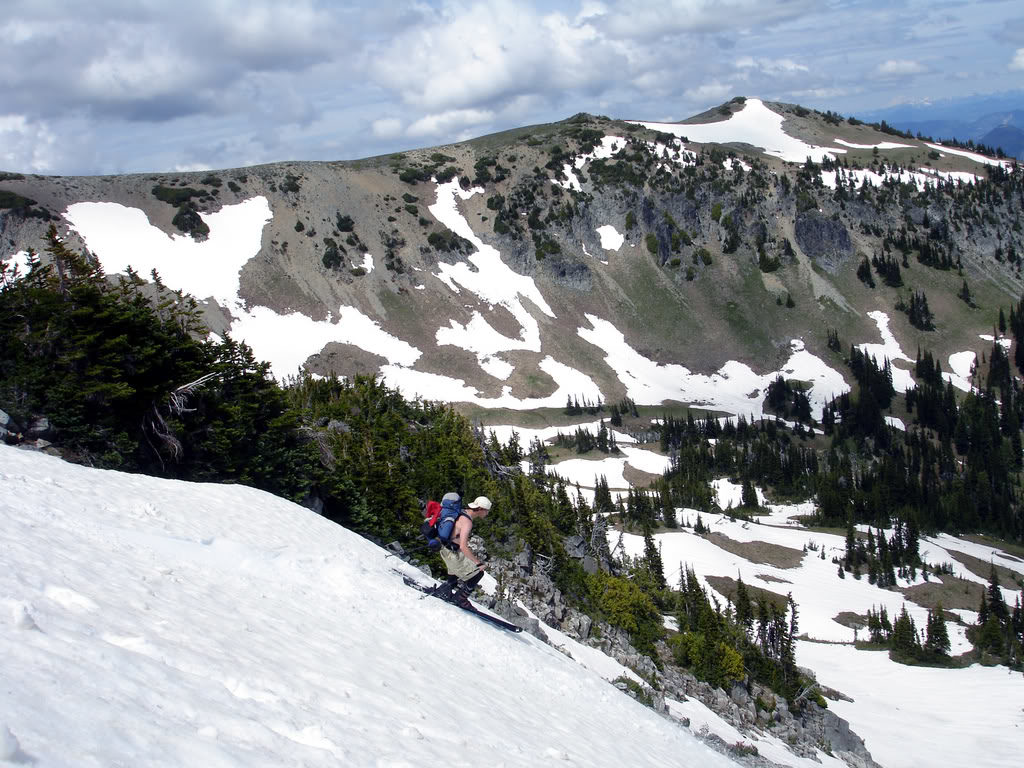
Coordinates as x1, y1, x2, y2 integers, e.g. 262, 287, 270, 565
794, 211, 853, 272
475, 542, 881, 768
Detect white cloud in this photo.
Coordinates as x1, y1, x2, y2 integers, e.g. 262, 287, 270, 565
596, 0, 813, 41
366, 1, 613, 112
683, 81, 733, 102
0, 114, 57, 172
1011, 48, 1024, 71
372, 117, 404, 139
735, 56, 808, 76
875, 59, 926, 77
406, 108, 494, 138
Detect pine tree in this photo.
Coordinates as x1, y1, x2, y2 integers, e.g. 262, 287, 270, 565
924, 604, 951, 657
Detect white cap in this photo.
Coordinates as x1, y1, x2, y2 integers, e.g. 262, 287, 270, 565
468, 496, 492, 511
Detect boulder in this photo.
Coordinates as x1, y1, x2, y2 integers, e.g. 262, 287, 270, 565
563, 534, 586, 558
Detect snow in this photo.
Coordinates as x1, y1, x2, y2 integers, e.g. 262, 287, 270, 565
925, 532, 1024, 580
545, 445, 671, 491
429, 178, 554, 342
381, 355, 603, 410
922, 142, 1011, 168
798, 640, 1024, 768
574, 135, 628, 167
856, 311, 916, 393
64, 198, 271, 308
617, 511, 940, 643
483, 421, 637, 449
666, 698, 845, 768
1, 250, 30, 278
357, 253, 374, 273
818, 165, 980, 192
579, 316, 848, 419
722, 157, 751, 172
596, 224, 624, 251
61, 198, 422, 381
547, 455, 631, 489
631, 100, 841, 164
833, 138, 913, 151
233, 304, 421, 376
554, 162, 583, 192
943, 350, 977, 392
0, 444, 739, 768
979, 333, 1012, 351
884, 415, 906, 431
711, 478, 765, 510
478, 354, 515, 380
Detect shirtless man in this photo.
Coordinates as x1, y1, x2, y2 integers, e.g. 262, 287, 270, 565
438, 495, 491, 607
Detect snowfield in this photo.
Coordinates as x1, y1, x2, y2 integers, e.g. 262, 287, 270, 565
578, 316, 849, 418
798, 640, 1024, 768
855, 311, 915, 393
0, 445, 742, 768
632, 99, 841, 164
611, 495, 1024, 768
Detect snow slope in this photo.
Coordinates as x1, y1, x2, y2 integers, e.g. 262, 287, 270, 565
0, 445, 741, 768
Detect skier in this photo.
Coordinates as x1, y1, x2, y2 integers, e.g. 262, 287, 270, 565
435, 495, 492, 607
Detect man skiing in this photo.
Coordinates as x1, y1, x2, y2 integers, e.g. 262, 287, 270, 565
436, 495, 492, 607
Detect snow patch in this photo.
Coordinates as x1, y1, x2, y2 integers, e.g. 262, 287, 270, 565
596, 225, 624, 251
856, 311, 915, 393
579, 316, 848, 418
632, 99, 841, 164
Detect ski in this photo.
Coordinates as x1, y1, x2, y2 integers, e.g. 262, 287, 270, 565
399, 574, 523, 633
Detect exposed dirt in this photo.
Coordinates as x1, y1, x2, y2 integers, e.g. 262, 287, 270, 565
901, 578, 986, 612
703, 532, 806, 569
945, 550, 1024, 589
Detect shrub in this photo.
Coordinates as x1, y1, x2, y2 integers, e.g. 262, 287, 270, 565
625, 211, 636, 230
336, 214, 354, 232
152, 185, 201, 206
698, 248, 712, 265
645, 233, 659, 255
171, 204, 209, 239
588, 572, 663, 654
711, 203, 722, 223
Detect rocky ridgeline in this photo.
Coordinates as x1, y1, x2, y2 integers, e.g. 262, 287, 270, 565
409, 534, 880, 768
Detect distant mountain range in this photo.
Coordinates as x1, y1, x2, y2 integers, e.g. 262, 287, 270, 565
857, 90, 1024, 160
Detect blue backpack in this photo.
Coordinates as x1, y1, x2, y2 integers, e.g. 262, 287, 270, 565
421, 493, 468, 551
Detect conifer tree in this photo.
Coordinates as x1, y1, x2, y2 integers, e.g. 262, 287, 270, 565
924, 604, 951, 657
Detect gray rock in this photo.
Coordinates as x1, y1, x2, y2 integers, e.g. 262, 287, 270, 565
563, 534, 586, 558
581, 555, 599, 575
0, 409, 17, 430
730, 682, 750, 707
794, 210, 853, 272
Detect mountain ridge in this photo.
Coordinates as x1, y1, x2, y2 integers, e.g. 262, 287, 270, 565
2, 97, 1021, 416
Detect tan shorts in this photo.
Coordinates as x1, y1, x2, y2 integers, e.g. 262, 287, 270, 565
440, 547, 481, 580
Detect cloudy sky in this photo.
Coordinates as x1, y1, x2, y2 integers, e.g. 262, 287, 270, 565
2, 0, 1022, 175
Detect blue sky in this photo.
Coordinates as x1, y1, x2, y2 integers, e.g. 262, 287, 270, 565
1, 0, 1022, 175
